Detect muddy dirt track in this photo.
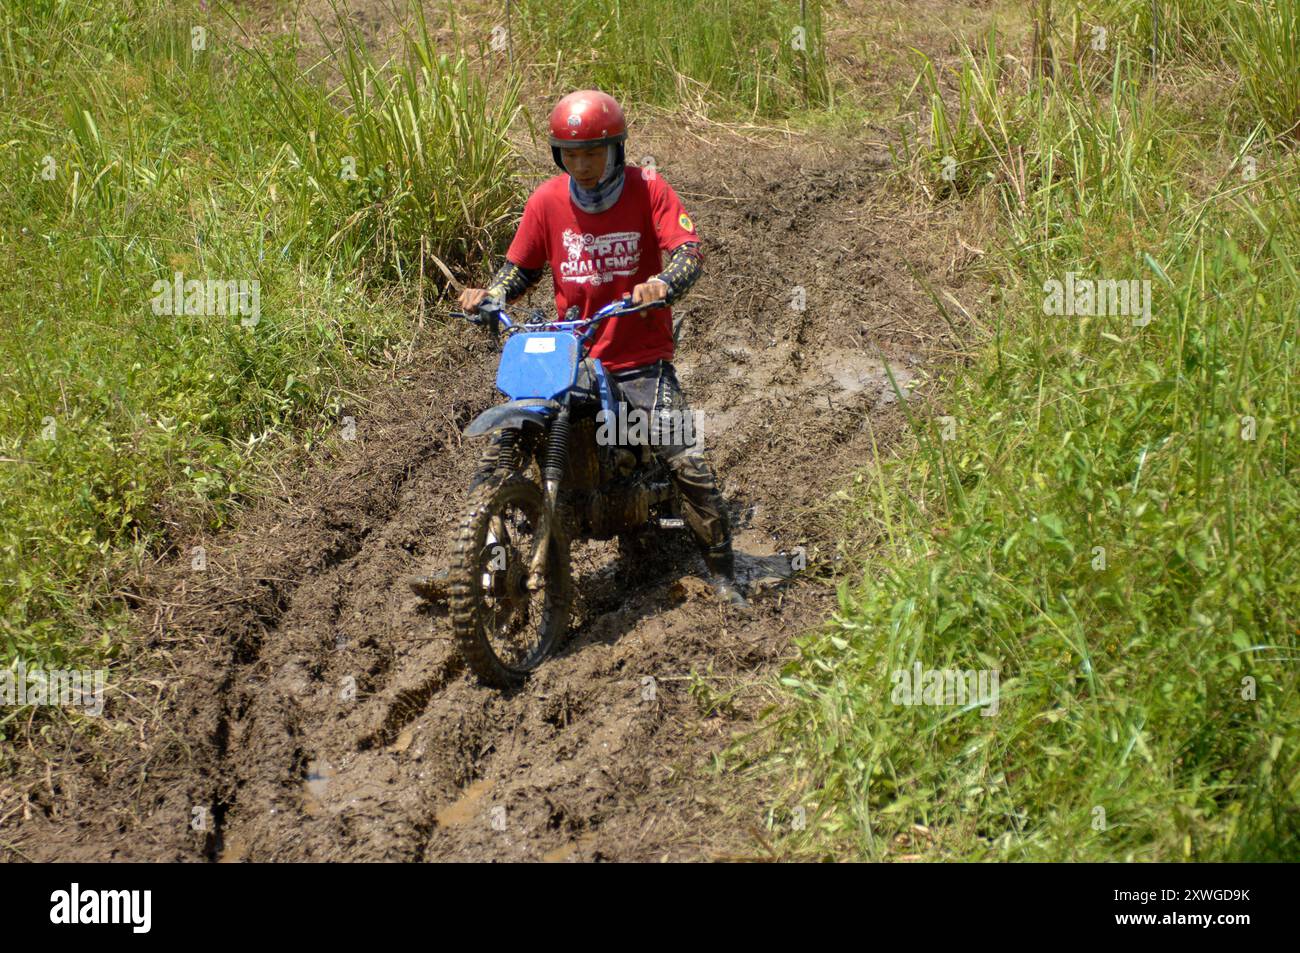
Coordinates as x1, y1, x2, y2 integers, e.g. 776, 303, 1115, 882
1, 126, 976, 861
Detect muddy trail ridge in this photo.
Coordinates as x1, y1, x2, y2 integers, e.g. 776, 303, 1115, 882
3, 138, 968, 861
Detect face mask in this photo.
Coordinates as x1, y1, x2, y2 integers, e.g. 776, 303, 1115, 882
568, 144, 626, 214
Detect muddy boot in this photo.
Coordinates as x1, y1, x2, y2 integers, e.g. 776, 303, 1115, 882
408, 569, 450, 603
704, 547, 747, 607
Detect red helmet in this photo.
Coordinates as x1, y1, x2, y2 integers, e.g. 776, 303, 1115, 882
548, 90, 627, 171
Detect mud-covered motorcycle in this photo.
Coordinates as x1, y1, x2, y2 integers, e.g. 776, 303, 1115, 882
446, 297, 687, 688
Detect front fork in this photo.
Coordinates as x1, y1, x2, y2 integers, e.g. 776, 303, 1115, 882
528, 405, 571, 590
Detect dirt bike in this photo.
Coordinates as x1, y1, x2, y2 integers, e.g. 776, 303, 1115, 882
446, 296, 688, 688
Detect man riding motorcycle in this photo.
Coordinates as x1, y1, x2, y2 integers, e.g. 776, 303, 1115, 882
411, 89, 744, 604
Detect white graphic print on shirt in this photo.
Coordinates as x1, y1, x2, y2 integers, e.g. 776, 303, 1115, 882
559, 228, 642, 285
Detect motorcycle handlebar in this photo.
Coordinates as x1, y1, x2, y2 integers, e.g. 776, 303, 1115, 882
451, 293, 657, 332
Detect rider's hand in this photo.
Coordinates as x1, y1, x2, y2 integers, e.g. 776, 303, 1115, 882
458, 287, 491, 312
630, 278, 670, 307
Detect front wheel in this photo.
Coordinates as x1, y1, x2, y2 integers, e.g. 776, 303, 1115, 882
448, 475, 572, 688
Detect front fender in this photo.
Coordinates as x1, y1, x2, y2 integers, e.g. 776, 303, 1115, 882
464, 399, 559, 437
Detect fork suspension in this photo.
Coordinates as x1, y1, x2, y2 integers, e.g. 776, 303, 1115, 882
530, 407, 571, 589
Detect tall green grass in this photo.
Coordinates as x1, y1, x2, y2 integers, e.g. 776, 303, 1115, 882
1072, 0, 1300, 139
1070, 0, 1234, 62
766, 29, 1300, 859
500, 0, 831, 116
241, 2, 521, 278
0, 0, 519, 704
1226, 0, 1300, 140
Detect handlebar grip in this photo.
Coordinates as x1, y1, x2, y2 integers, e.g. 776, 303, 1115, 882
453, 295, 504, 327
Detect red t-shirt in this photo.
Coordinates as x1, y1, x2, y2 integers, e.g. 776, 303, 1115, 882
504, 166, 700, 372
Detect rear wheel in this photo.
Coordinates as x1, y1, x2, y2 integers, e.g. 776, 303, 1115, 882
448, 475, 572, 688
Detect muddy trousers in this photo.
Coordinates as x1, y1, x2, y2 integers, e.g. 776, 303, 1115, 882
469, 361, 733, 560
610, 360, 733, 560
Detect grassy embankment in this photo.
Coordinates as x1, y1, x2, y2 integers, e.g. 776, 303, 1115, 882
767, 0, 1300, 860
0, 0, 519, 735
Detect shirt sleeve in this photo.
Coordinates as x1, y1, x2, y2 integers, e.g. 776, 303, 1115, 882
646, 172, 702, 257
505, 191, 548, 270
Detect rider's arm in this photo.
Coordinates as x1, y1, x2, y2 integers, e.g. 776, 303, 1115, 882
651, 241, 703, 305
490, 189, 549, 303
485, 259, 544, 303
643, 172, 702, 305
